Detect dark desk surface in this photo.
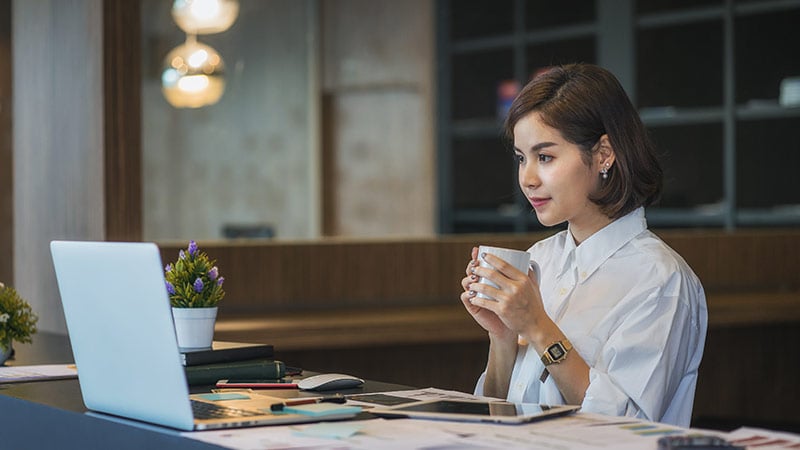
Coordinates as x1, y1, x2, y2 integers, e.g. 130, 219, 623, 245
0, 332, 412, 450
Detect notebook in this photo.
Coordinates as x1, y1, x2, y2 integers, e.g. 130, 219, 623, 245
50, 240, 357, 431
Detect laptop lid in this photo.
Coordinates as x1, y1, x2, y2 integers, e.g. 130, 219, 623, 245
51, 240, 196, 430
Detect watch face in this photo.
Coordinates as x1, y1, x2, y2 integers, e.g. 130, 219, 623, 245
548, 344, 565, 360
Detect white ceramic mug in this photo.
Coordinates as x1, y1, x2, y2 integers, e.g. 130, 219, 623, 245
476, 245, 532, 300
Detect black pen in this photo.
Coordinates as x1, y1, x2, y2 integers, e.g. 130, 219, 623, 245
270, 394, 346, 411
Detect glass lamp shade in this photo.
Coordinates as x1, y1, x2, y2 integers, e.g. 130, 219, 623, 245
161, 40, 226, 109
172, 0, 239, 34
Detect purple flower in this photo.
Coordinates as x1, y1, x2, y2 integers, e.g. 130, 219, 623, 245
216, 277, 225, 287
165, 281, 176, 295
164, 263, 173, 273
188, 240, 198, 257
179, 249, 186, 260
208, 266, 219, 281
193, 277, 204, 293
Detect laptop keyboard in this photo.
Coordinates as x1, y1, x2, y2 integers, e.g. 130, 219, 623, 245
191, 399, 263, 419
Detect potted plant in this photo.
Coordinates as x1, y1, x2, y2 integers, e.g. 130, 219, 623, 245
164, 241, 225, 350
0, 282, 39, 365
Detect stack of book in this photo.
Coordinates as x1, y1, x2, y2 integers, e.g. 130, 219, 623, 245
182, 341, 284, 386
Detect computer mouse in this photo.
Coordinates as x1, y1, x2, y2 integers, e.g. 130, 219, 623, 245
296, 373, 365, 391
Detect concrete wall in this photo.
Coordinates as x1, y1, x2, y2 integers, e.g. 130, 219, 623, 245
141, 0, 319, 241
13, 0, 105, 334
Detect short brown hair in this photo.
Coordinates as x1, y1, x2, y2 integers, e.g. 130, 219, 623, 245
504, 63, 662, 219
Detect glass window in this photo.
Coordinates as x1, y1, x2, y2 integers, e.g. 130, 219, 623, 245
525, 0, 595, 29
525, 38, 596, 78
736, 118, 800, 208
648, 123, 724, 209
735, 9, 800, 105
452, 137, 517, 210
450, 0, 514, 40
637, 21, 723, 108
452, 49, 514, 121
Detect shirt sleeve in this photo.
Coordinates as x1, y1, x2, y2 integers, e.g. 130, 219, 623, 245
580, 270, 702, 425
473, 371, 487, 396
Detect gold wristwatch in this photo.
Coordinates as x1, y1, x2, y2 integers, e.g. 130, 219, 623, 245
540, 339, 573, 366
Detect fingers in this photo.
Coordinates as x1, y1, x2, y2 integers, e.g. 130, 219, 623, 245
461, 273, 478, 292
465, 247, 479, 276
480, 252, 527, 280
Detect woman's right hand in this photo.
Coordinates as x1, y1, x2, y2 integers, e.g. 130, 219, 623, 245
460, 247, 516, 341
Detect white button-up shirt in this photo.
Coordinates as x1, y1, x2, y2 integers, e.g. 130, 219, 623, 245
475, 207, 707, 427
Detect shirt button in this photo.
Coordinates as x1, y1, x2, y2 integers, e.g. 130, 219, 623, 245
580, 271, 587, 279
558, 287, 567, 296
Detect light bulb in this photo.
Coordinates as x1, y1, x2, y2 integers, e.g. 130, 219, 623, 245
172, 0, 239, 34
161, 40, 225, 109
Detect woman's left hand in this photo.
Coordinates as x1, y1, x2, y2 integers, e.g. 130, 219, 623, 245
468, 252, 550, 339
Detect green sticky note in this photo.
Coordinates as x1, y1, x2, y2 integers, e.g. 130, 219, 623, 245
197, 393, 250, 401
283, 403, 362, 417
293, 422, 365, 439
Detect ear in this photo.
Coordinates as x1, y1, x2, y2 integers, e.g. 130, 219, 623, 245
594, 134, 616, 170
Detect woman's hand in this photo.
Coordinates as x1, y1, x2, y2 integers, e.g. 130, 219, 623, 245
467, 251, 550, 343
460, 247, 516, 341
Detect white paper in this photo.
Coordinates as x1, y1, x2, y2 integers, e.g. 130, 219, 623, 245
0, 364, 78, 383
182, 389, 706, 450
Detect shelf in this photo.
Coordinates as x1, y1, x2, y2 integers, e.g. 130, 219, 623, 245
439, 0, 800, 233
639, 107, 724, 126
734, 0, 800, 16
736, 104, 800, 120
451, 119, 502, 138
637, 5, 724, 28
453, 207, 520, 224
646, 208, 727, 227
737, 207, 800, 226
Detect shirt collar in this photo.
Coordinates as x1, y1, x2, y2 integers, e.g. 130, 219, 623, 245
557, 207, 648, 282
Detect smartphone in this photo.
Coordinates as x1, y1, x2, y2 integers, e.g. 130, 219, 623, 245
215, 379, 299, 389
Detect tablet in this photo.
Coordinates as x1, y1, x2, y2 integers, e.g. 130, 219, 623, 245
370, 399, 580, 424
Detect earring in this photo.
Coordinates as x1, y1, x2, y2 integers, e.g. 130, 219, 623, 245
600, 164, 609, 180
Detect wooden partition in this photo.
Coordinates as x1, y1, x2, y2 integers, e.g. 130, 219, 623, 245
159, 229, 800, 429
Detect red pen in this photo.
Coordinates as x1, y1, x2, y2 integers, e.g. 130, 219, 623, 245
270, 394, 346, 411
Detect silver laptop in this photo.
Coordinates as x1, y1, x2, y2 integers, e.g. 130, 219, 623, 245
50, 240, 354, 431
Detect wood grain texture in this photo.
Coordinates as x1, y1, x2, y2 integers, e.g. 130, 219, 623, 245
103, 0, 142, 241
0, 0, 12, 283
159, 230, 800, 314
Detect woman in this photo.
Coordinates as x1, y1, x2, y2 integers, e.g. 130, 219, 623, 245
460, 63, 707, 427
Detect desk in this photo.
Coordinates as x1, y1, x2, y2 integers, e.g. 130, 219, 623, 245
5, 333, 798, 449
0, 333, 409, 450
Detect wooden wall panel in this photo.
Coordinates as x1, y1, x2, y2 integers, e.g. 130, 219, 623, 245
0, 0, 11, 284
159, 229, 800, 315
103, 0, 142, 241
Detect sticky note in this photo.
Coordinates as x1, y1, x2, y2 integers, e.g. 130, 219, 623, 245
292, 422, 365, 439
282, 403, 362, 417
196, 393, 250, 401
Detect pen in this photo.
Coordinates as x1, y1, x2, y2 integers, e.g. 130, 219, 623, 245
270, 394, 346, 411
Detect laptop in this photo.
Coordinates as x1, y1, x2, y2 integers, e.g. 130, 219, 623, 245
50, 240, 356, 431
370, 399, 580, 424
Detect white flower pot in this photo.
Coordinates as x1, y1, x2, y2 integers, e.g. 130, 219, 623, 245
0, 340, 12, 365
172, 307, 218, 351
